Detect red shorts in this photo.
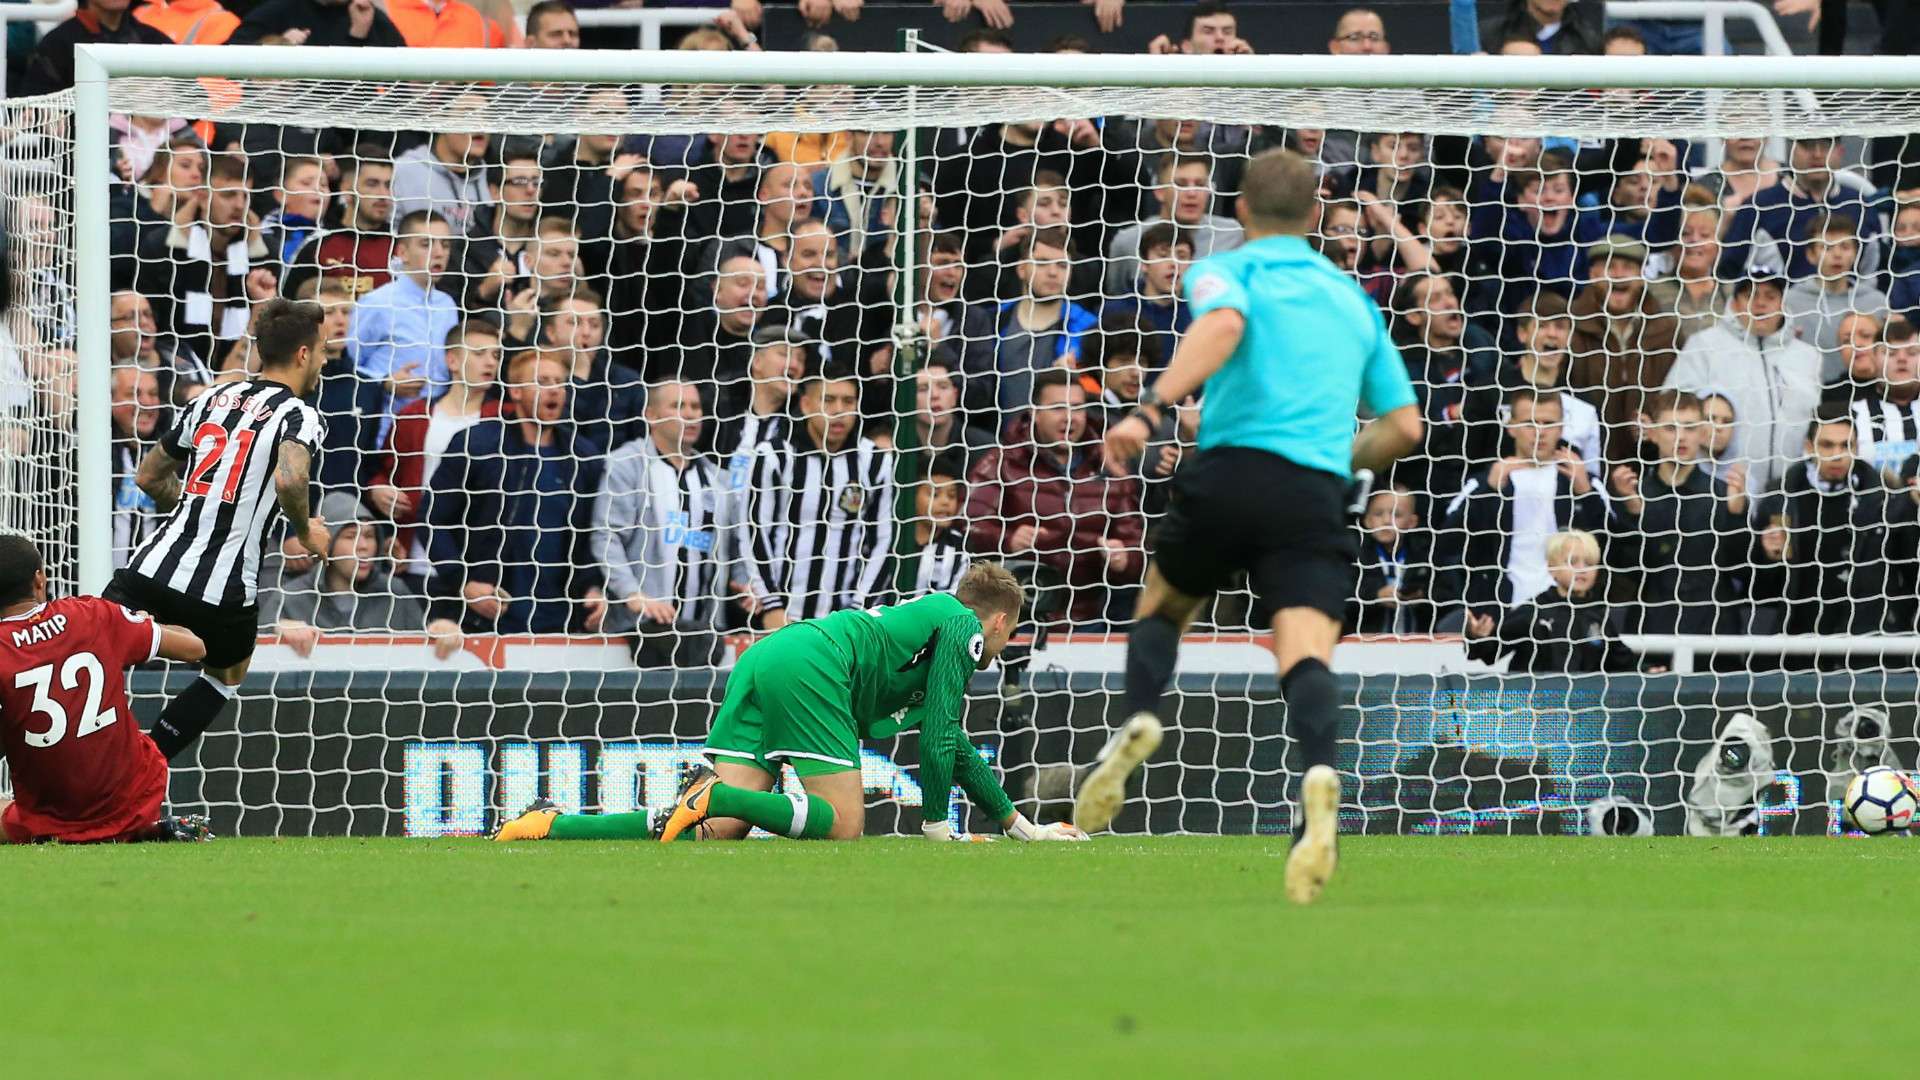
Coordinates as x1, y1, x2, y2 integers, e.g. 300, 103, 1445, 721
2, 790, 166, 844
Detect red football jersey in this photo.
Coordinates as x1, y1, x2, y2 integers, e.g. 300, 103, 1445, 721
0, 597, 166, 842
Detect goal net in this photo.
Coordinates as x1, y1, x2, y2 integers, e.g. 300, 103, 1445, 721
19, 53, 1920, 836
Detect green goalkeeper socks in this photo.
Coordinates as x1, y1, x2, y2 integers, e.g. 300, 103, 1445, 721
709, 784, 836, 839
549, 812, 654, 840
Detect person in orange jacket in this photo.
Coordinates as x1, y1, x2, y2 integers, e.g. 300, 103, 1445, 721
385, 0, 516, 48
133, 0, 240, 43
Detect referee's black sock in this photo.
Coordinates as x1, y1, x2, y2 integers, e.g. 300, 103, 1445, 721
1124, 614, 1183, 716
149, 673, 238, 760
1280, 658, 1341, 772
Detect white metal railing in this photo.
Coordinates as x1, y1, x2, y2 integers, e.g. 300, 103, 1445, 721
1606, 0, 1798, 57
0, 1, 75, 97
1622, 636, 1920, 674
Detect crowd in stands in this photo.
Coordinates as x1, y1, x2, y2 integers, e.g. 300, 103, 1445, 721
11, 0, 1920, 672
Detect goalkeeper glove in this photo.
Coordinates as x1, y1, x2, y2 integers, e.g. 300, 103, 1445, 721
923, 820, 997, 842
1004, 812, 1090, 842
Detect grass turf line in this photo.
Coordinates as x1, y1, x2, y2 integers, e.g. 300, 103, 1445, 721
1, 836, 1910, 1078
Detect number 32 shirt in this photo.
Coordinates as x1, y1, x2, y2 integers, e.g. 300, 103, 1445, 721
0, 597, 166, 842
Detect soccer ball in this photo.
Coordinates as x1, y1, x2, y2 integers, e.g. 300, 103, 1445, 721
1843, 767, 1920, 835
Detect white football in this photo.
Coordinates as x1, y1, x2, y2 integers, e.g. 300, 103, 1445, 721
1843, 767, 1920, 835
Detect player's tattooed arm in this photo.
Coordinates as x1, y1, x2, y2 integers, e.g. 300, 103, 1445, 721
274, 442, 329, 557
135, 444, 184, 512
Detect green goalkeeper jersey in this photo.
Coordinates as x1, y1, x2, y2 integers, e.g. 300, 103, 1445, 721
802, 593, 1014, 825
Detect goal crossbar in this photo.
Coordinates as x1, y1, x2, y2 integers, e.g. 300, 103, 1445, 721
72, 45, 1920, 91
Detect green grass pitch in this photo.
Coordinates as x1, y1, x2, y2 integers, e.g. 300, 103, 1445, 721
3, 835, 1909, 1078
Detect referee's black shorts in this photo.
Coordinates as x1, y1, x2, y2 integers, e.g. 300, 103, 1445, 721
103, 569, 260, 669
1150, 447, 1355, 622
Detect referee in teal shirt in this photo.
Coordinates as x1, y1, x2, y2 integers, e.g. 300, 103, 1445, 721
1073, 149, 1422, 905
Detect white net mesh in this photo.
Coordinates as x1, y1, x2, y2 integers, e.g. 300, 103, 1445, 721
20, 67, 1920, 836
1, 92, 78, 590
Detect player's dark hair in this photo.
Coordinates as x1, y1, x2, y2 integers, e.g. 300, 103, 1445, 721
0, 533, 44, 607
1885, 317, 1916, 346
1046, 33, 1093, 53
254, 298, 325, 369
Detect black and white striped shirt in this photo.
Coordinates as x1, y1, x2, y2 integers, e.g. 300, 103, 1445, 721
909, 527, 970, 598
714, 407, 792, 487
112, 439, 160, 570
1849, 391, 1920, 474
592, 434, 758, 632
129, 379, 324, 608
744, 426, 896, 620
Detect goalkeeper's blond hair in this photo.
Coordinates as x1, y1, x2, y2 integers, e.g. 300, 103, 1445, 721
955, 562, 1024, 621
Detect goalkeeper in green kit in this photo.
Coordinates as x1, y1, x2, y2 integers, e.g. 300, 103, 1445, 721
493, 562, 1087, 843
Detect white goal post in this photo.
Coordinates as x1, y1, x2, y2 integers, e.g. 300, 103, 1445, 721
42, 45, 1920, 837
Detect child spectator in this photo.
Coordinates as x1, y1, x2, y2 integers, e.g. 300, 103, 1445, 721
260, 155, 330, 270
1350, 483, 1434, 635
1885, 200, 1920, 318
1102, 222, 1193, 363
905, 455, 971, 598
1697, 391, 1741, 482
1421, 186, 1472, 314
1464, 529, 1640, 673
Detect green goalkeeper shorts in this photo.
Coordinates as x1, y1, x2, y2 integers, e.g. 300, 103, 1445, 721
705, 625, 861, 778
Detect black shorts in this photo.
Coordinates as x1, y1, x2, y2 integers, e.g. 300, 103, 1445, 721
1151, 447, 1355, 622
103, 569, 260, 669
